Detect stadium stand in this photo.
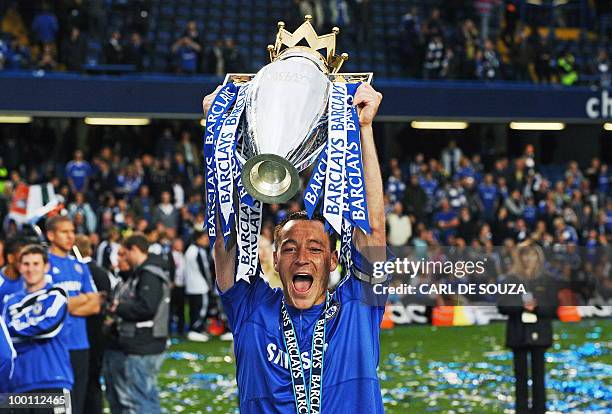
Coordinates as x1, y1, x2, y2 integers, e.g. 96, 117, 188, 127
0, 1, 610, 84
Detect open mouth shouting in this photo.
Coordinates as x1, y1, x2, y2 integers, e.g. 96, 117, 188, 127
292, 273, 314, 294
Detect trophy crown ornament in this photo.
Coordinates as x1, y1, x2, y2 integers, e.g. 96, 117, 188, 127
267, 15, 349, 74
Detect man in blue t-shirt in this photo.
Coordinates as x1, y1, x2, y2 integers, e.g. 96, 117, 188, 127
204, 83, 388, 413
2, 244, 72, 398
65, 149, 93, 194
478, 173, 499, 223
433, 198, 459, 243
0, 237, 27, 314
46, 216, 101, 414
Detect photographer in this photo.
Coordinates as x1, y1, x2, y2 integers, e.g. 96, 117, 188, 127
104, 234, 169, 414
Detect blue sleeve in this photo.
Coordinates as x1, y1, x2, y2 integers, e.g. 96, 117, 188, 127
65, 162, 73, 179
0, 317, 15, 385
218, 273, 277, 336
6, 287, 68, 339
335, 243, 389, 322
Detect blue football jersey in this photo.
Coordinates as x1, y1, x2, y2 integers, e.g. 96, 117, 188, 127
0, 270, 23, 314
220, 243, 387, 413
2, 284, 72, 392
48, 253, 97, 350
0, 316, 16, 392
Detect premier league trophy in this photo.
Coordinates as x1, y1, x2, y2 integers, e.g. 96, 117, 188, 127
204, 16, 373, 281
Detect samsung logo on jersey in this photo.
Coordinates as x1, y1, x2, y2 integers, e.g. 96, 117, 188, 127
267, 343, 328, 371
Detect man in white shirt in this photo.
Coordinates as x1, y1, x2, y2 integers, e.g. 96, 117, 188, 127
184, 230, 214, 342
387, 201, 412, 249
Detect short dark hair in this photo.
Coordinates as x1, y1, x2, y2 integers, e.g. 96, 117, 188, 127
123, 234, 149, 253
273, 211, 337, 251
19, 244, 49, 263
46, 215, 73, 232
192, 229, 207, 243
4, 237, 28, 263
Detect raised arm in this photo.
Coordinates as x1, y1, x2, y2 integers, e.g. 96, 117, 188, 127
203, 86, 237, 293
351, 83, 386, 261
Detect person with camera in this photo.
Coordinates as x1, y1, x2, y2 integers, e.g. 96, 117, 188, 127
498, 241, 559, 414
104, 234, 170, 414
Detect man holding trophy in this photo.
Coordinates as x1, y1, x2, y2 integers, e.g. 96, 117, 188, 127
202, 16, 388, 413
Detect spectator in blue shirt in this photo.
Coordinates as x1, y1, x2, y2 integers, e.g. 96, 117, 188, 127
66, 150, 93, 194
434, 198, 459, 243
386, 167, 406, 203
31, 3, 59, 47
523, 197, 538, 228
6, 38, 31, 70
478, 173, 499, 222
171, 21, 202, 74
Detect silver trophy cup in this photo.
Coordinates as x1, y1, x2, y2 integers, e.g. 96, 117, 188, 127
239, 51, 330, 204
223, 16, 372, 204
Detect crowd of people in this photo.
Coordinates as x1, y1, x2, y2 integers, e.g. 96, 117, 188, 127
399, 4, 611, 86
383, 140, 612, 305
0, 1, 610, 85
0, 1, 246, 75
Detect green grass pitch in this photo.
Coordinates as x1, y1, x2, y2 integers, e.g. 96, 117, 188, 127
155, 320, 611, 413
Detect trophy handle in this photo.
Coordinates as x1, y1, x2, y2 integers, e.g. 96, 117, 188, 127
223, 72, 374, 85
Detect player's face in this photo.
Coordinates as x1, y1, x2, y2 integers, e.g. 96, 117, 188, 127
48, 221, 76, 253
19, 253, 49, 288
274, 220, 338, 310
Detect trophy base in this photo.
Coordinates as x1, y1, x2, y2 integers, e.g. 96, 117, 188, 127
242, 154, 300, 204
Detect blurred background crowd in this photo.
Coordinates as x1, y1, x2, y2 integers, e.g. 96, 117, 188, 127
0, 121, 610, 315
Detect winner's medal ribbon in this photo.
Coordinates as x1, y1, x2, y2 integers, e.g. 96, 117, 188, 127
281, 293, 329, 414
204, 83, 238, 246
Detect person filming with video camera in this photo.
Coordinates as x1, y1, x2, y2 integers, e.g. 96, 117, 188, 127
103, 234, 170, 414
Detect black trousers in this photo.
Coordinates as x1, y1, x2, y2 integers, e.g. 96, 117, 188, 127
84, 345, 104, 414
512, 346, 547, 414
69, 349, 89, 414
187, 293, 208, 333
171, 286, 186, 335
